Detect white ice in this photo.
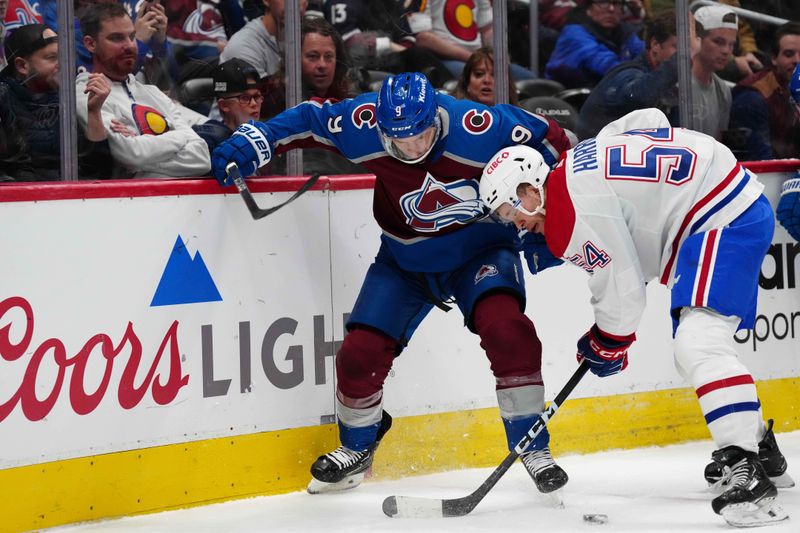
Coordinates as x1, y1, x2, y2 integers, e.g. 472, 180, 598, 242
53, 431, 800, 532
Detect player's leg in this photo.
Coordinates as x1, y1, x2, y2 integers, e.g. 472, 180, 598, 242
672, 196, 788, 525
452, 247, 567, 494
309, 247, 432, 493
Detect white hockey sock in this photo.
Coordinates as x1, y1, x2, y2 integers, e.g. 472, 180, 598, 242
674, 307, 760, 452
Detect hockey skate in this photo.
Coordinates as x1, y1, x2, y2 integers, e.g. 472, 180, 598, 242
705, 419, 794, 490
710, 446, 788, 527
307, 411, 392, 494
520, 446, 568, 505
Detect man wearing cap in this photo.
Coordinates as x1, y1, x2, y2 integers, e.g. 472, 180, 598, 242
0, 23, 110, 181
192, 58, 263, 156
75, 2, 210, 179
730, 22, 800, 160
689, 4, 739, 139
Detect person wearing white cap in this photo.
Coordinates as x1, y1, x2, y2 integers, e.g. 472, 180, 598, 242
689, 4, 738, 140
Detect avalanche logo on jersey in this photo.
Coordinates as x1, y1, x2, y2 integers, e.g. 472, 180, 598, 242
132, 104, 170, 135
400, 173, 484, 232
4, 0, 42, 32
567, 241, 611, 274
462, 109, 493, 135
474, 264, 499, 284
352, 103, 377, 129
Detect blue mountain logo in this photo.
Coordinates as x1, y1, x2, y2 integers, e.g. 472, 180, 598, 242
151, 236, 222, 307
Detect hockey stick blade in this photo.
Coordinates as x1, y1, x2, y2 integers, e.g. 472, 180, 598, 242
225, 163, 320, 220
382, 361, 590, 518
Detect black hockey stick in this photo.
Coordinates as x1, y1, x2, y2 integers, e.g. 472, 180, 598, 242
382, 359, 590, 518
226, 163, 321, 220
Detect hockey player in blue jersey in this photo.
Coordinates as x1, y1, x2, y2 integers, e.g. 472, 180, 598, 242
211, 73, 572, 495
478, 109, 792, 527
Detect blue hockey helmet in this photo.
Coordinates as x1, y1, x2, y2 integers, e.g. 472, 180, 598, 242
790, 63, 800, 117
376, 72, 441, 163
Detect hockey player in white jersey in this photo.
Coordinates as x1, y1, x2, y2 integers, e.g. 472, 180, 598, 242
479, 109, 792, 527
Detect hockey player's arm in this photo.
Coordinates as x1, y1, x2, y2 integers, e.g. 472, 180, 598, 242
495, 104, 572, 165
569, 208, 645, 376
212, 99, 356, 185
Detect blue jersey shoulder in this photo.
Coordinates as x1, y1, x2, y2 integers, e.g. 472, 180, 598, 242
438, 95, 556, 166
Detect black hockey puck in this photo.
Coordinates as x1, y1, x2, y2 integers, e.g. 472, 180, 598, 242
583, 513, 608, 524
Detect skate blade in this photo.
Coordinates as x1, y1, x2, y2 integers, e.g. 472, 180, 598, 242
770, 472, 795, 489
721, 500, 789, 528
535, 487, 564, 508
307, 472, 365, 494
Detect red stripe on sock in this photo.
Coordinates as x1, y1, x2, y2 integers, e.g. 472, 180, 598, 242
695, 374, 754, 398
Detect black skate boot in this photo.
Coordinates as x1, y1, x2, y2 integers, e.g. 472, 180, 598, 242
710, 446, 787, 527
705, 419, 794, 489
307, 410, 392, 494
758, 419, 794, 488
520, 446, 569, 494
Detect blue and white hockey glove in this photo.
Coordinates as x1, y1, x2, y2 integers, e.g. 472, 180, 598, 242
211, 121, 272, 186
576, 325, 635, 378
776, 176, 800, 242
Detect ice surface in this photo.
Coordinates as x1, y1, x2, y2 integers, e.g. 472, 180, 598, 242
52, 432, 800, 532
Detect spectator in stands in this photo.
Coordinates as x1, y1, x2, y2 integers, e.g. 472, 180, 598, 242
163, 0, 246, 82
0, 23, 110, 181
544, 0, 645, 88
260, 16, 353, 119
319, 0, 450, 88
411, 0, 536, 80
220, 0, 308, 80
715, 0, 763, 82
730, 22, 800, 160
689, 4, 738, 140
454, 47, 519, 106
39, 1, 177, 88
193, 58, 262, 156
263, 16, 365, 175
76, 3, 210, 178
577, 10, 678, 139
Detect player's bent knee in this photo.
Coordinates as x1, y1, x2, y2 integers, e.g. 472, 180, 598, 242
336, 327, 398, 397
474, 293, 542, 376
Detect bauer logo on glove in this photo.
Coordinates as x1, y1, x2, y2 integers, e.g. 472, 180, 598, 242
211, 121, 273, 186
235, 123, 272, 168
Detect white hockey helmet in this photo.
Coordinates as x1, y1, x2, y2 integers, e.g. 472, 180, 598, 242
480, 145, 550, 219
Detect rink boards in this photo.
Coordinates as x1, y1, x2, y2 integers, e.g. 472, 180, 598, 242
0, 162, 798, 531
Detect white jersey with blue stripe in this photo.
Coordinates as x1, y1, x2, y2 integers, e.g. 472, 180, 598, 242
545, 114, 763, 337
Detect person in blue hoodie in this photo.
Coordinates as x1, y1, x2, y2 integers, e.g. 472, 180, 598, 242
545, 0, 644, 89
